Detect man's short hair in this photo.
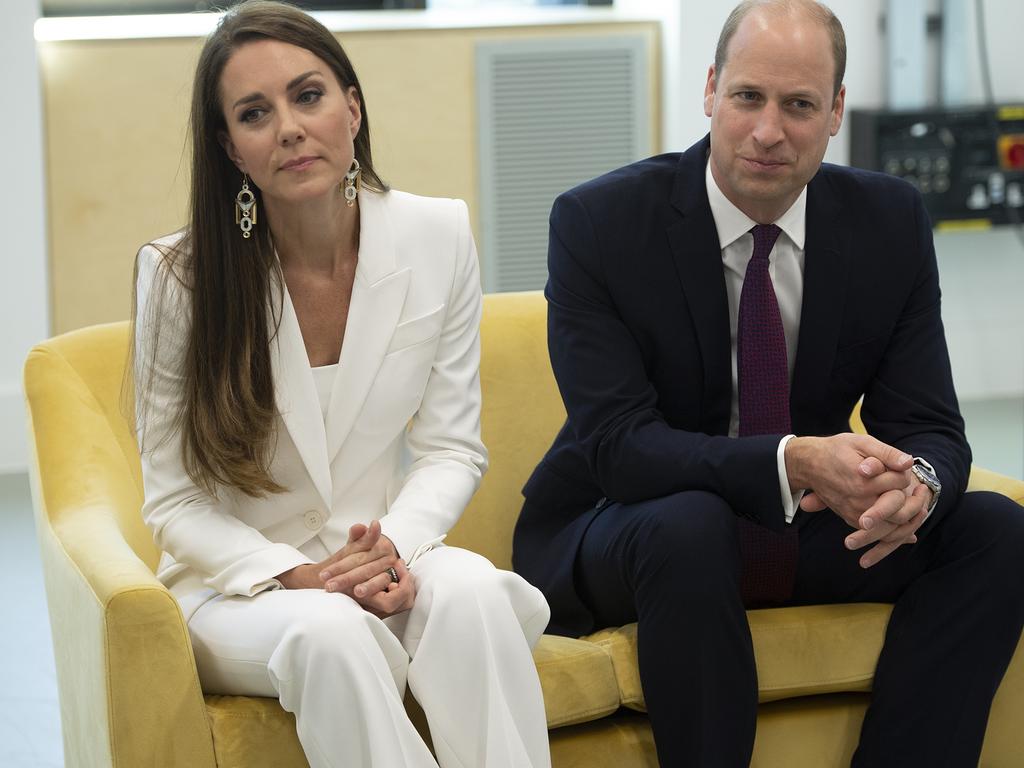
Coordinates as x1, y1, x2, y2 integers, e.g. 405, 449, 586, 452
714, 0, 847, 99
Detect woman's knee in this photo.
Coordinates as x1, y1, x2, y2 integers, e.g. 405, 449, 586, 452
275, 593, 406, 675
412, 548, 549, 636
417, 548, 521, 606
289, 595, 367, 637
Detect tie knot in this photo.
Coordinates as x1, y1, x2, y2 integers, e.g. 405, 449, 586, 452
750, 224, 782, 262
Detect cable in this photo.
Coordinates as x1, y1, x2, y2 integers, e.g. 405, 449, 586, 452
974, 0, 995, 104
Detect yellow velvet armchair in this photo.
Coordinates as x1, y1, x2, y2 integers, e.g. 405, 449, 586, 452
26, 290, 1024, 767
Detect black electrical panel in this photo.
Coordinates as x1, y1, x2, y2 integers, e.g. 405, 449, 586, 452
849, 105, 1024, 229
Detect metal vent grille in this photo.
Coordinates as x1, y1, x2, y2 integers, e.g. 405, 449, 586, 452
477, 36, 651, 292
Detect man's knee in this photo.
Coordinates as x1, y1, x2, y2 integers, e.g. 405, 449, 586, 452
977, 490, 1024, 550
946, 491, 1024, 579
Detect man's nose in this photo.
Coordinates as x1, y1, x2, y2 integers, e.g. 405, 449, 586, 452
751, 103, 784, 148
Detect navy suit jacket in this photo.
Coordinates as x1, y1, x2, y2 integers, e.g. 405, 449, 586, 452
513, 135, 972, 637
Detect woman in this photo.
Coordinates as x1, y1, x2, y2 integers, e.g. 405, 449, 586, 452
132, 2, 551, 766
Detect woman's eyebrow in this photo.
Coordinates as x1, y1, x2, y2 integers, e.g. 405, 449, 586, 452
232, 70, 322, 110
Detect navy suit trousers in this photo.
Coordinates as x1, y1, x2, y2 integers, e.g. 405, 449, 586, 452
570, 490, 1024, 767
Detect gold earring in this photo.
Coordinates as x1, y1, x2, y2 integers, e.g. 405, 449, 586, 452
235, 174, 257, 238
343, 158, 361, 207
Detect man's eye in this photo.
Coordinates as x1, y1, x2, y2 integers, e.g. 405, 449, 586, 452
738, 92, 759, 102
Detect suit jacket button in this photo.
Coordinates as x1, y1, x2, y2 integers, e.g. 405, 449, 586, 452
303, 510, 323, 531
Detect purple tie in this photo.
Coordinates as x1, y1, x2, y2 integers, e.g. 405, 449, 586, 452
738, 224, 790, 437
735, 224, 799, 606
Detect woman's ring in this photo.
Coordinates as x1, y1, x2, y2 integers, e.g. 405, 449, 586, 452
386, 566, 399, 584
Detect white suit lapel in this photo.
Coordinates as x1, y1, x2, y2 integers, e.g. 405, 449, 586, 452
270, 280, 333, 509
325, 190, 410, 466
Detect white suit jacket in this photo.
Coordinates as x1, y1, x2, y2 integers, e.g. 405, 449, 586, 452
135, 190, 487, 620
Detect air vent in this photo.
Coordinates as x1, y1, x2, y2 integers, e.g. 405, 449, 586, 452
477, 35, 651, 292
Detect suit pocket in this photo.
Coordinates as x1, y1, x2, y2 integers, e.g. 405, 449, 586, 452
386, 304, 445, 355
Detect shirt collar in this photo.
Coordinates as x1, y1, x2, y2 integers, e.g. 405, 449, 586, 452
705, 159, 807, 251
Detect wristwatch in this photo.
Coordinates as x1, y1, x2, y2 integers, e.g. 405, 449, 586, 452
910, 457, 941, 516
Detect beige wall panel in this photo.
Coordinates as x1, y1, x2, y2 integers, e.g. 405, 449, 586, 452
41, 37, 201, 334
42, 22, 659, 334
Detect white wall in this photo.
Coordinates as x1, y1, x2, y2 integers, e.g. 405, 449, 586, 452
940, 0, 1024, 105
1, 0, 49, 474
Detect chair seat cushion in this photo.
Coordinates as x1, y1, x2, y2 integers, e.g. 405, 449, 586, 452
534, 633, 622, 727
205, 695, 306, 768
583, 603, 893, 710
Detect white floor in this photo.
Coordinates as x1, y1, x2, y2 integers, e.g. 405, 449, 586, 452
1, 397, 1021, 768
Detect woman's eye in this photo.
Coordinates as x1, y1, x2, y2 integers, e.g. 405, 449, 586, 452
240, 108, 264, 123
298, 88, 323, 105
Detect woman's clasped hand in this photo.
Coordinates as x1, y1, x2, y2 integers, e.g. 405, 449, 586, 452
278, 521, 415, 618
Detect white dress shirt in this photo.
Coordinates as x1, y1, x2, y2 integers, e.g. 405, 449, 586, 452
705, 161, 806, 523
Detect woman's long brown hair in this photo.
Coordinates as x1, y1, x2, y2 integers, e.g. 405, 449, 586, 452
133, 0, 386, 497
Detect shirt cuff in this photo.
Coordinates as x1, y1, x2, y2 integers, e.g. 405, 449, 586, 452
252, 578, 286, 593
777, 434, 805, 524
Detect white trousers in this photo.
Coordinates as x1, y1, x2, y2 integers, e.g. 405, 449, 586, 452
188, 546, 552, 768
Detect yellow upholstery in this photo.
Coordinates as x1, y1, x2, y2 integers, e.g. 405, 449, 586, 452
26, 291, 1024, 767
585, 604, 891, 711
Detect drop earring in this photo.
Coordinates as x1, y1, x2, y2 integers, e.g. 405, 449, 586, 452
343, 158, 361, 207
235, 174, 257, 238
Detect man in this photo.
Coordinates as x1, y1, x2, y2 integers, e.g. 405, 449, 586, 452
512, 1, 1024, 765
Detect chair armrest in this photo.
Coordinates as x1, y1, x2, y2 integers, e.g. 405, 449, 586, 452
26, 341, 217, 768
34, 494, 217, 768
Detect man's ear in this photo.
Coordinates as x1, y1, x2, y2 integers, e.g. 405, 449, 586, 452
830, 84, 847, 137
703, 65, 717, 118
218, 130, 246, 173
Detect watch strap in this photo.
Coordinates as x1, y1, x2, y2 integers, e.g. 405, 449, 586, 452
911, 457, 941, 516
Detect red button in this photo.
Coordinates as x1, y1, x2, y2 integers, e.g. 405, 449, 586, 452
1009, 143, 1024, 169
999, 133, 1024, 170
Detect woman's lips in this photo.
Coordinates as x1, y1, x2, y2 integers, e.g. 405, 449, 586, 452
280, 156, 318, 171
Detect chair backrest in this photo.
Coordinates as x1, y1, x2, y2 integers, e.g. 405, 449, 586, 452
24, 291, 563, 573
449, 291, 565, 569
